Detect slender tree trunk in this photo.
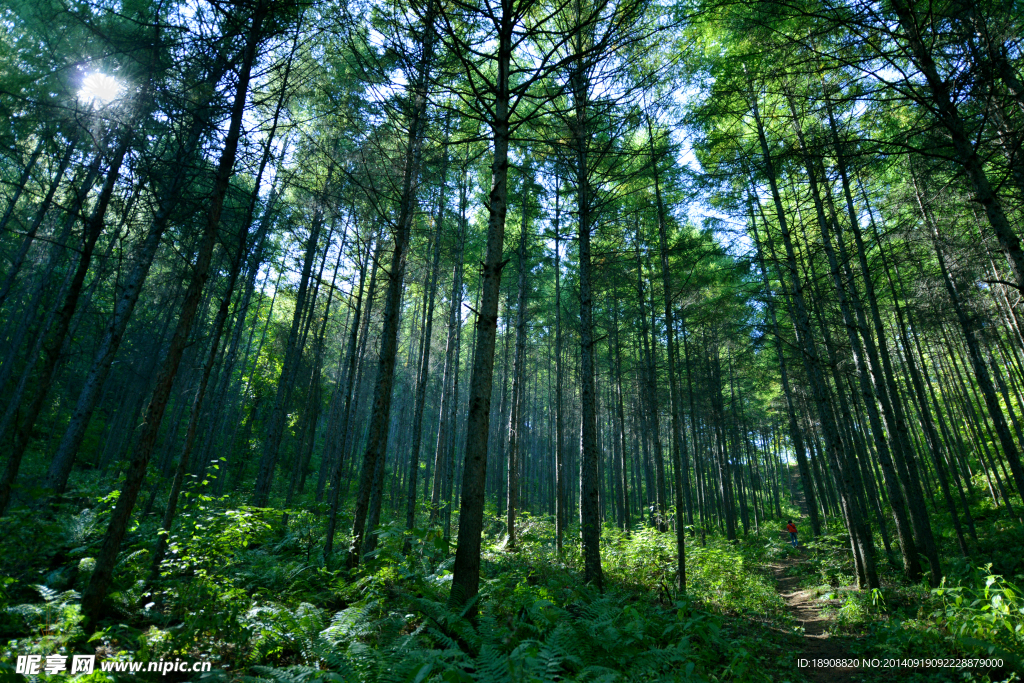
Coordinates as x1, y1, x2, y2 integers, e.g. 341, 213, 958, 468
253, 180, 329, 506
287, 223, 346, 517
430, 178, 466, 525
612, 304, 630, 532
0, 136, 46, 237
553, 183, 566, 555
0, 142, 104, 411
443, 291, 463, 541
323, 233, 374, 558
786, 102, 924, 580
81, 2, 267, 621
0, 126, 133, 515
750, 88, 878, 587
748, 198, 820, 536
505, 167, 531, 550
0, 135, 75, 312
406, 134, 449, 533
450, 5, 514, 606
889, 0, 1024, 294
149, 182, 255, 576
574, 60, 603, 589
348, 1, 435, 567
44, 69, 253, 496
817, 109, 942, 581
634, 235, 667, 529
916, 169, 1024, 502
647, 114, 687, 589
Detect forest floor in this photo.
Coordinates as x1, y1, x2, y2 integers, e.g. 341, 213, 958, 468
2, 492, 1022, 682
770, 545, 858, 683
774, 475, 859, 682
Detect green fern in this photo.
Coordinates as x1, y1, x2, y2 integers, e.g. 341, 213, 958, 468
4, 585, 84, 654
61, 507, 100, 548
245, 602, 327, 664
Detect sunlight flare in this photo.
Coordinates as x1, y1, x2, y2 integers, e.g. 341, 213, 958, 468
78, 72, 124, 105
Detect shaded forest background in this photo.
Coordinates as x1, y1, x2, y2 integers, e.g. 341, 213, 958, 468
1, 0, 1023, 680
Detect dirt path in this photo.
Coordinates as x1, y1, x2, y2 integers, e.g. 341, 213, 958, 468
771, 550, 857, 683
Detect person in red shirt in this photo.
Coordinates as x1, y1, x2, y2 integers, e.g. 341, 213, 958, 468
785, 521, 798, 548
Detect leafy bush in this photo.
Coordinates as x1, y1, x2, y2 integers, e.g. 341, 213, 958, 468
931, 567, 1024, 667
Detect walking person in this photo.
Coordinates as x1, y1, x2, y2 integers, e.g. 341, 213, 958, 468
785, 520, 798, 548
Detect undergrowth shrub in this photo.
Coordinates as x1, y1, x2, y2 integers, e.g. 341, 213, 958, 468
1, 501, 794, 682
188, 514, 783, 683
2, 585, 84, 657
602, 525, 787, 619
843, 566, 1024, 682
931, 568, 1024, 668
204, 591, 756, 683
245, 603, 328, 665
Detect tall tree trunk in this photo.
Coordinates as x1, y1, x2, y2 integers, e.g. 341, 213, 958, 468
287, 221, 347, 516
785, 100, 923, 581
612, 303, 630, 532
553, 182, 566, 555
575, 61, 603, 590
915, 168, 1024, 502
0, 144, 104, 409
443, 289, 463, 541
748, 198, 820, 537
889, 0, 1024, 294
81, 2, 267, 621
430, 175, 467, 525
819, 99, 941, 581
505, 167, 531, 550
750, 87, 878, 588
42, 61, 248, 496
634, 234, 667, 529
0, 125, 133, 515
0, 135, 75, 312
450, 4, 514, 606
252, 176, 330, 506
647, 113, 687, 589
149, 177, 255, 576
406, 134, 449, 533
0, 136, 46, 237
348, 1, 435, 568
323, 232, 375, 558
